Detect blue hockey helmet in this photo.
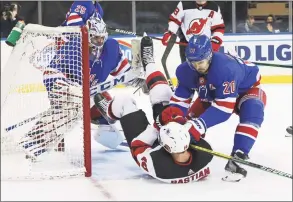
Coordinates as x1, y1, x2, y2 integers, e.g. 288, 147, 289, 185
185, 35, 212, 74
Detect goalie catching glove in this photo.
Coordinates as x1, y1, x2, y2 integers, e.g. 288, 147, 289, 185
49, 79, 83, 109
19, 79, 83, 159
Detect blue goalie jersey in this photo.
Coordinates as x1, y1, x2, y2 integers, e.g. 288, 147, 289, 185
43, 38, 130, 93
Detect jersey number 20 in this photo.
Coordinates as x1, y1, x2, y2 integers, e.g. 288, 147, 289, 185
223, 81, 235, 95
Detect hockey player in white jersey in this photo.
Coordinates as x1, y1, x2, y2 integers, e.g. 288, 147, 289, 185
162, 0, 225, 62
94, 36, 213, 183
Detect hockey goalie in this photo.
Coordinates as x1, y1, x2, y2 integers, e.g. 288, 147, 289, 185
16, 16, 144, 160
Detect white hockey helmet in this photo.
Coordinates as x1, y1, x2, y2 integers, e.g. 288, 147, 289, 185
87, 15, 108, 50
158, 122, 190, 153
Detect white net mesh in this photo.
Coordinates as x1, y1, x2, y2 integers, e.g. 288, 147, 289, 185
1, 24, 91, 180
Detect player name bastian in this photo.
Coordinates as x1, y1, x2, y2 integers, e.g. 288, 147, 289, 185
171, 167, 210, 184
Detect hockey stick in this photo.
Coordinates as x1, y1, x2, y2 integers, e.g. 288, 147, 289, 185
251, 62, 292, 68
89, 66, 138, 97
190, 144, 292, 179
107, 26, 185, 46
108, 27, 293, 69
161, 34, 177, 92
5, 111, 48, 132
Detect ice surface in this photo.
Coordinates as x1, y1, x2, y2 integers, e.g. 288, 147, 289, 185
1, 84, 292, 201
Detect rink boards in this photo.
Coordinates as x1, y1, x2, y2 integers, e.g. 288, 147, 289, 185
1, 33, 292, 94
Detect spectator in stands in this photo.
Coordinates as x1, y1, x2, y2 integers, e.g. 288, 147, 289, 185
1, 2, 23, 38
261, 14, 280, 33
236, 15, 261, 33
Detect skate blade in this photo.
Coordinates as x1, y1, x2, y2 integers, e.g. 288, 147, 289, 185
222, 171, 245, 182
285, 133, 292, 137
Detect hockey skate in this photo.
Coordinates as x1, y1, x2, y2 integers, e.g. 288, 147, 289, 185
93, 93, 129, 151
141, 36, 155, 70
94, 93, 116, 124
222, 150, 248, 182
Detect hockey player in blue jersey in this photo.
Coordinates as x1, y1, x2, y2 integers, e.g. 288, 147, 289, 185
20, 16, 143, 158
169, 35, 267, 182
61, 1, 104, 26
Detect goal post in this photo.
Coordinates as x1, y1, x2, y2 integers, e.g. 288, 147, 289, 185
1, 24, 92, 180
81, 26, 92, 178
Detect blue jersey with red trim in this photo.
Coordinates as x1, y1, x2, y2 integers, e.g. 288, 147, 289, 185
43, 1, 130, 93
171, 52, 261, 128
61, 1, 104, 26
43, 38, 130, 92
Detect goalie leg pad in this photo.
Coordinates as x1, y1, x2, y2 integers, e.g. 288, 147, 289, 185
20, 107, 79, 159
93, 124, 127, 150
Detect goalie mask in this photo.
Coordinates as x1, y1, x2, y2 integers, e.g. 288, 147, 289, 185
87, 16, 108, 53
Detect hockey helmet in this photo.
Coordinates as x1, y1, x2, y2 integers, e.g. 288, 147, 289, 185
185, 35, 212, 74
87, 14, 108, 50
158, 122, 190, 153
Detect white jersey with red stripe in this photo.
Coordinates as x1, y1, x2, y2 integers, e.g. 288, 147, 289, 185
170, 52, 261, 129
61, 1, 104, 26
43, 38, 131, 92
130, 125, 212, 183
168, 1, 225, 43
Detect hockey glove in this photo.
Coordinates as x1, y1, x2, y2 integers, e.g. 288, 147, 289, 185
155, 106, 186, 129
162, 31, 174, 46
211, 36, 222, 52
49, 79, 82, 109
184, 118, 206, 142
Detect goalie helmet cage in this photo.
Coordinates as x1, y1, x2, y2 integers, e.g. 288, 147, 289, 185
1, 24, 92, 180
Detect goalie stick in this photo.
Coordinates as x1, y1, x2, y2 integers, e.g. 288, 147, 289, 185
5, 111, 48, 132
107, 26, 186, 46
190, 144, 292, 179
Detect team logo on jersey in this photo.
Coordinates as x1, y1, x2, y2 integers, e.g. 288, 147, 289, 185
186, 18, 208, 35
117, 40, 132, 62
188, 169, 195, 175
199, 77, 206, 84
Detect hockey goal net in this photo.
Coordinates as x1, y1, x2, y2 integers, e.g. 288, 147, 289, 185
1, 24, 91, 180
